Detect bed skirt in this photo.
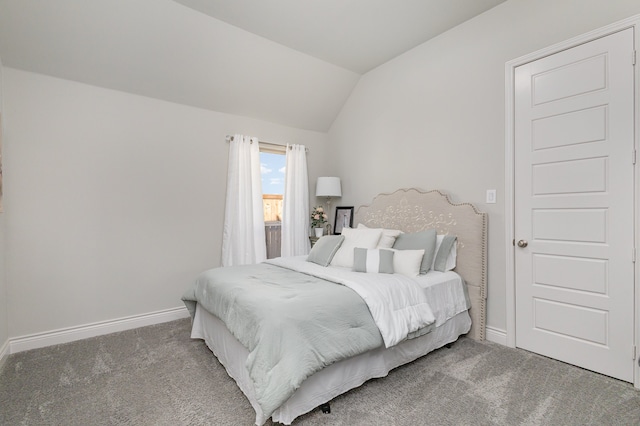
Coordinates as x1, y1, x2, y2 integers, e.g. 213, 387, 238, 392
191, 303, 471, 425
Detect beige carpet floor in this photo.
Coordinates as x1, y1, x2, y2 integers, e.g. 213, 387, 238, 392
1, 318, 639, 425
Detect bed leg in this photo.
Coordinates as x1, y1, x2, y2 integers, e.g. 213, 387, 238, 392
319, 403, 331, 414
445, 343, 453, 349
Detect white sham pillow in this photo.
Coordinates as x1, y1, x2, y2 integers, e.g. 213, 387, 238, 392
357, 223, 403, 249
330, 227, 383, 268
390, 249, 425, 278
431, 235, 458, 272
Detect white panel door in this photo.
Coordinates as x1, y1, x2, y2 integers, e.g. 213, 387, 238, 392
514, 28, 635, 382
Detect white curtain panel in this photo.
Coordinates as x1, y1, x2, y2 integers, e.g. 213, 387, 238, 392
281, 144, 310, 256
221, 134, 267, 266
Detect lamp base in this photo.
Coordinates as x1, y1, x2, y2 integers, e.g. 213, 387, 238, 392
325, 198, 333, 234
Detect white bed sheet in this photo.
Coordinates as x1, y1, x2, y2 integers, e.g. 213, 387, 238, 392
414, 270, 471, 326
190, 270, 472, 425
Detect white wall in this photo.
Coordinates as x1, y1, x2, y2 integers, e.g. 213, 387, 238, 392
3, 68, 329, 338
329, 0, 640, 336
0, 57, 8, 365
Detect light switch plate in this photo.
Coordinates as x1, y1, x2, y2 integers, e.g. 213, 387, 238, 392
486, 189, 496, 204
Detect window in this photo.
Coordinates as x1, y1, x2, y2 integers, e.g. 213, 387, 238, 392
260, 150, 285, 258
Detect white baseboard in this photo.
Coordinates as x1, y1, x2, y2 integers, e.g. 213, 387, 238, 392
9, 306, 190, 354
485, 326, 508, 346
0, 338, 9, 373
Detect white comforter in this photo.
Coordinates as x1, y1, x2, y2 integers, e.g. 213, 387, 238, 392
267, 256, 436, 348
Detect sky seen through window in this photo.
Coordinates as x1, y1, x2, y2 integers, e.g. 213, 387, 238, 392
260, 152, 285, 195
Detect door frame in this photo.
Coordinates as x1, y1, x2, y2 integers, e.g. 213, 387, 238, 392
504, 14, 640, 387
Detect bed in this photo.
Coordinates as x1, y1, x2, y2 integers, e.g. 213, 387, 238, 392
182, 188, 487, 425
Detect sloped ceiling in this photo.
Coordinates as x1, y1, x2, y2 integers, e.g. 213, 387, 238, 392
0, 0, 505, 132
174, 0, 507, 74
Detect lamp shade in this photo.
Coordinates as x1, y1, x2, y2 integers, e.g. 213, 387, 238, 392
316, 177, 342, 197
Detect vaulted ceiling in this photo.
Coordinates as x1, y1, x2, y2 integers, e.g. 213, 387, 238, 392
0, 0, 505, 131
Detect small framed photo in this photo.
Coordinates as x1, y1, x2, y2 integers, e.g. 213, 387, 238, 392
334, 206, 354, 234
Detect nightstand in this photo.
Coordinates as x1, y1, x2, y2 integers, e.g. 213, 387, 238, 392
309, 236, 319, 247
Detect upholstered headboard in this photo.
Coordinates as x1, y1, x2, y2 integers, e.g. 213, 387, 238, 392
354, 188, 488, 341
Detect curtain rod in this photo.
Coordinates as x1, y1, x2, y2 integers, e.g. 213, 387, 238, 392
225, 135, 308, 152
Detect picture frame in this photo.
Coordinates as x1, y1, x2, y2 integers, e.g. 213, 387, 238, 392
334, 206, 354, 234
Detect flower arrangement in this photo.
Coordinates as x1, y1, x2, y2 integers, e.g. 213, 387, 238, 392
310, 206, 328, 228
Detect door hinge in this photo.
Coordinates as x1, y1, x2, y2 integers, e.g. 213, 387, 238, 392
634, 149, 637, 165
633, 248, 637, 263
633, 345, 637, 360
633, 50, 637, 66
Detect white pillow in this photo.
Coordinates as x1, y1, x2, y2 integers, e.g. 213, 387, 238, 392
390, 249, 425, 278
357, 223, 403, 249
431, 235, 457, 272
330, 227, 383, 268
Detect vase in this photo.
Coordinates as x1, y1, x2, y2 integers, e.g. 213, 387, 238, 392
314, 227, 324, 238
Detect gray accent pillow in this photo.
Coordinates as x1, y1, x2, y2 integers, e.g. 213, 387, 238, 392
306, 235, 345, 266
392, 228, 437, 274
353, 248, 394, 274
433, 235, 457, 272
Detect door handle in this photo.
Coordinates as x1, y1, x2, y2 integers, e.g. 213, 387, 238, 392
517, 240, 528, 248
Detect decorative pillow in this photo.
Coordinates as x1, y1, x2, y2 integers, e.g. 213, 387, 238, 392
353, 248, 394, 274
390, 249, 425, 277
357, 223, 403, 248
392, 229, 437, 274
307, 235, 345, 266
330, 227, 383, 268
432, 235, 458, 272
